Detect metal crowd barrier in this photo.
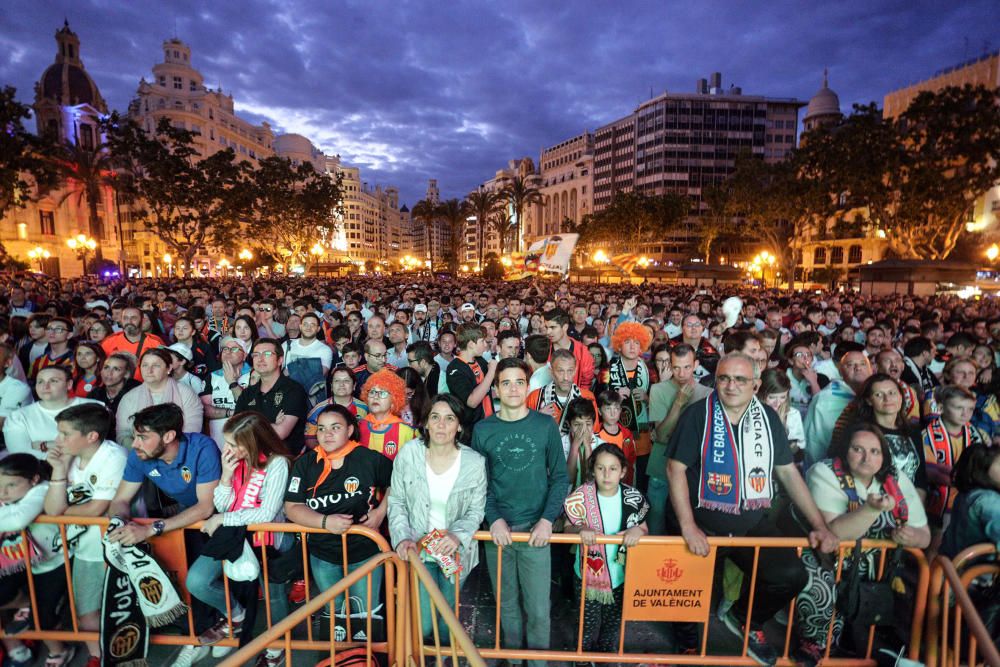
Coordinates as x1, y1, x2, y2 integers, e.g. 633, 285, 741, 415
0, 516, 399, 664
431, 532, 929, 666
925, 543, 1000, 667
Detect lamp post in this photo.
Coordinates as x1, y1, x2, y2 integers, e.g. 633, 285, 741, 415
217, 258, 231, 278
593, 249, 609, 284
987, 244, 999, 262
67, 234, 97, 276
310, 242, 324, 276
27, 246, 51, 273
163, 253, 173, 278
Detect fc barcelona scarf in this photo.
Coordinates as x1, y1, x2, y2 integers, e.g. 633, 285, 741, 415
697, 393, 774, 514
101, 518, 186, 666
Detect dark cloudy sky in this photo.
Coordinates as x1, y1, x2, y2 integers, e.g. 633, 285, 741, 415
2, 1, 996, 206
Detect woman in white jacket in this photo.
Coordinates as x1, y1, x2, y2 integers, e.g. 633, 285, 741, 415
388, 393, 487, 643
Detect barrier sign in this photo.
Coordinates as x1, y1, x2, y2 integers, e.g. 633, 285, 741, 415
621, 543, 716, 623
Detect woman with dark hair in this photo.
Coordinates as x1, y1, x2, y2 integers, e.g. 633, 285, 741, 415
87, 320, 114, 344
396, 366, 429, 429
793, 424, 929, 663
71, 341, 105, 398
563, 444, 648, 656
181, 412, 290, 657
283, 404, 392, 630
587, 342, 610, 396
757, 369, 804, 455
832, 373, 927, 495
171, 315, 216, 379
940, 443, 1000, 558
388, 393, 486, 642
230, 315, 259, 353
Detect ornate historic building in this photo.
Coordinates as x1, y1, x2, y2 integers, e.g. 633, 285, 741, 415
1, 22, 123, 277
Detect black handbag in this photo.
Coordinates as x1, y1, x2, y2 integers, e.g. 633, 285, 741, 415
836, 538, 898, 627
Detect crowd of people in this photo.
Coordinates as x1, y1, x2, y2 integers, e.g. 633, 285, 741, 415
0, 272, 997, 667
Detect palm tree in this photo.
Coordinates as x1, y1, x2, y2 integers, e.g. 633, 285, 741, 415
500, 174, 542, 253
489, 208, 513, 255
411, 198, 439, 272
465, 188, 500, 271
437, 198, 472, 273
50, 139, 116, 245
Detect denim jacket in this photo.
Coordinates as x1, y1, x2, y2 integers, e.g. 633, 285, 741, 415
940, 488, 1000, 559
388, 441, 487, 581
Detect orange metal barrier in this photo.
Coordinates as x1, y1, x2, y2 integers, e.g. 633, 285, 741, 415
0, 515, 398, 664
426, 532, 929, 666
925, 543, 999, 667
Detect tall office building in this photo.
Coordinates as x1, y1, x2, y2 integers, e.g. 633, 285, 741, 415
591, 72, 802, 260
537, 133, 594, 239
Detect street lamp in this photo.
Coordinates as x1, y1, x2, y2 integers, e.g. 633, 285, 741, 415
163, 253, 173, 278
310, 242, 324, 276
26, 246, 51, 273
239, 248, 253, 262
217, 258, 231, 277
67, 234, 97, 275
593, 249, 610, 284
987, 244, 999, 262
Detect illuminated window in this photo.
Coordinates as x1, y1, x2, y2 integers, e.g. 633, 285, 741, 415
813, 247, 827, 264
848, 245, 862, 264
39, 211, 55, 235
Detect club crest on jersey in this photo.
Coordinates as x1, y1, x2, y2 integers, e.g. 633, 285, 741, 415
344, 476, 360, 494
181, 466, 192, 484
383, 441, 398, 457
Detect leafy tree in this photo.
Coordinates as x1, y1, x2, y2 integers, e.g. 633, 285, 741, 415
248, 156, 342, 270
438, 198, 472, 273
700, 183, 737, 263
103, 114, 251, 275
799, 85, 1000, 259
500, 175, 542, 253
482, 251, 504, 279
577, 191, 688, 253
465, 188, 500, 270
411, 198, 439, 271
0, 86, 57, 261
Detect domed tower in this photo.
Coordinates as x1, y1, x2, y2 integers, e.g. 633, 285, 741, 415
33, 20, 108, 146
802, 69, 842, 136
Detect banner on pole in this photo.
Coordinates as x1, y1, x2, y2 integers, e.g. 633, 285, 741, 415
523, 234, 579, 275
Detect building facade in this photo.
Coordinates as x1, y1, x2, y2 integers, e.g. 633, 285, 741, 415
591, 72, 803, 263
468, 159, 543, 260
1, 22, 124, 278
538, 132, 594, 238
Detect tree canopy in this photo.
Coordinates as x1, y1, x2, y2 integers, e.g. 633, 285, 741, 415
576, 191, 688, 253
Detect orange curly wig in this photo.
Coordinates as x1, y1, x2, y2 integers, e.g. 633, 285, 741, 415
361, 369, 408, 416
611, 321, 653, 353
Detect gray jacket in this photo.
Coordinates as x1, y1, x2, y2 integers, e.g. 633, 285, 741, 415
388, 441, 487, 581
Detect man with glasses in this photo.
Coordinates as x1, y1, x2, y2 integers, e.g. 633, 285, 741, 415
201, 336, 252, 449
803, 346, 872, 470
254, 299, 285, 339
234, 339, 308, 455
405, 341, 440, 398
28, 316, 75, 382
671, 313, 720, 381
101, 306, 166, 379
668, 354, 838, 666
784, 340, 829, 419
353, 339, 393, 398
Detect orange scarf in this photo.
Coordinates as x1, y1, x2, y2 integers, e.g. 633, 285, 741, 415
365, 413, 403, 430
310, 440, 366, 495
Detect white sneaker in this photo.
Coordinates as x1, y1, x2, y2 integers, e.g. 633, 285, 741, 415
173, 645, 210, 666
211, 645, 234, 658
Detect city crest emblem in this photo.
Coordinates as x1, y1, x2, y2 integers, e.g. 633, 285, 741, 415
657, 558, 684, 584
344, 476, 360, 494
181, 466, 192, 484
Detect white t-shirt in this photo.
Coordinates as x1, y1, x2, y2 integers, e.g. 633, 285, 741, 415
2, 398, 102, 460
66, 441, 128, 561
283, 338, 334, 371
0, 375, 33, 419
807, 461, 928, 529
204, 370, 251, 449
0, 483, 62, 574
426, 456, 461, 533
177, 372, 205, 395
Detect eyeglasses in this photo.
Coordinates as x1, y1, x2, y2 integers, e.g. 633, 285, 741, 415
257, 306, 273, 312
368, 388, 391, 399
367, 352, 386, 359
251, 350, 278, 358
221, 346, 243, 354
407, 357, 418, 363
716, 374, 752, 386
46, 327, 69, 333
683, 321, 704, 329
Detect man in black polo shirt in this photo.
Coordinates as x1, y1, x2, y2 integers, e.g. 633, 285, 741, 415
234, 338, 309, 455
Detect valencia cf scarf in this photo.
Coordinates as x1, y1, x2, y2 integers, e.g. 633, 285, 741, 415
101, 518, 186, 666
697, 393, 774, 514
830, 457, 908, 525
923, 418, 969, 518
608, 356, 649, 432
536, 382, 587, 434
